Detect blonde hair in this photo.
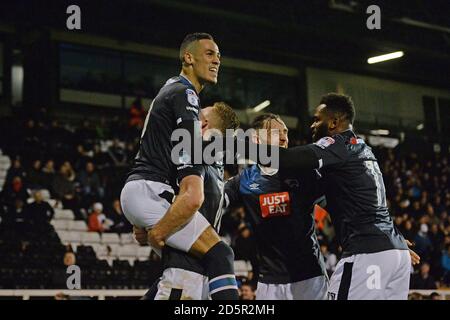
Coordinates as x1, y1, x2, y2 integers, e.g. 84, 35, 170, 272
211, 102, 240, 134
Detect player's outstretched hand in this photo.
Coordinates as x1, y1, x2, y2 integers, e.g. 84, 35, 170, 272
148, 228, 165, 249
133, 226, 148, 246
405, 240, 421, 265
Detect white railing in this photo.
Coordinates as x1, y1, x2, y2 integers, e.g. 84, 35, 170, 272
0, 289, 147, 300
0, 289, 448, 300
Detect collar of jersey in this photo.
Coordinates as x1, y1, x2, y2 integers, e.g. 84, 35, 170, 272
340, 129, 357, 138
257, 164, 278, 176
179, 75, 197, 93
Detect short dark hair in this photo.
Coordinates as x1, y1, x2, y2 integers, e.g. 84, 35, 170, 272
240, 283, 254, 290
319, 93, 355, 124
179, 33, 214, 63
251, 113, 284, 130
430, 292, 441, 299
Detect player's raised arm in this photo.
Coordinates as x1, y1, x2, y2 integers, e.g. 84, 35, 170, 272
236, 138, 345, 171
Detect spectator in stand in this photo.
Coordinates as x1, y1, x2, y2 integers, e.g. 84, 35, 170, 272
106, 199, 132, 234
429, 292, 443, 300
42, 159, 56, 190
4, 198, 27, 226
0, 176, 29, 208
408, 292, 423, 300
88, 202, 112, 233
78, 161, 104, 203
3, 158, 26, 190
401, 219, 416, 242
423, 203, 438, 225
442, 244, 450, 287
74, 144, 93, 171
239, 283, 256, 300
34, 107, 51, 129
410, 201, 423, 219
26, 159, 46, 190
107, 139, 128, 167
125, 141, 137, 161
51, 251, 77, 289
233, 224, 258, 281
315, 205, 335, 243
411, 262, 438, 289
429, 223, 445, 276
62, 161, 77, 182
95, 117, 110, 140
52, 163, 82, 220
414, 223, 433, 261
24, 190, 54, 226
92, 144, 109, 169
23, 119, 41, 157
129, 97, 146, 130
433, 195, 445, 215
76, 119, 96, 147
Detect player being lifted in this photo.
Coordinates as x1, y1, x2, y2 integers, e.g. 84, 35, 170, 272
120, 33, 239, 299
135, 103, 240, 300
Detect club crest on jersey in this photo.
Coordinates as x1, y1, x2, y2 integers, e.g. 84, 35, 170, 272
186, 89, 199, 107
178, 150, 191, 165
259, 192, 291, 218
314, 136, 335, 149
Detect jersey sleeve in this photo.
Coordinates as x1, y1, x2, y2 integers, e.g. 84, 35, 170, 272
224, 174, 241, 208
170, 86, 201, 123
169, 85, 204, 182
306, 135, 348, 169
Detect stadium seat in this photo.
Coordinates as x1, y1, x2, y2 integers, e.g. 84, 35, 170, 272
120, 233, 135, 245
0, 155, 11, 166
57, 230, 81, 245
119, 257, 136, 267
67, 220, 88, 232
71, 243, 81, 252
107, 244, 120, 256
98, 257, 114, 267
54, 209, 75, 220
47, 199, 62, 209
0, 166, 7, 175
91, 244, 109, 257
137, 246, 151, 260
117, 244, 138, 258
101, 233, 121, 244
234, 260, 251, 277
81, 232, 101, 244
51, 219, 68, 231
